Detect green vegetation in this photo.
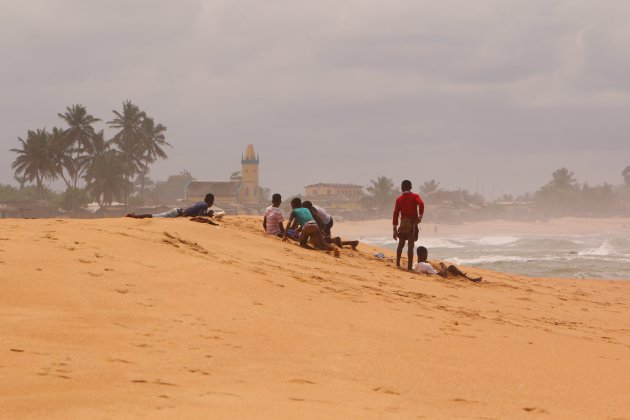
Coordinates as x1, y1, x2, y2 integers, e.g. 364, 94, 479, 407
8, 101, 170, 210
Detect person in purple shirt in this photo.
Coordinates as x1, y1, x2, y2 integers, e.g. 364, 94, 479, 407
126, 194, 214, 219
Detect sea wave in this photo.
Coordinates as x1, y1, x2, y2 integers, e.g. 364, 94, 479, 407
447, 255, 532, 265
462, 236, 521, 246
578, 242, 616, 257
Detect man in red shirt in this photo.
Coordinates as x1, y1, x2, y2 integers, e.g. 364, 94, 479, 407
393, 180, 425, 270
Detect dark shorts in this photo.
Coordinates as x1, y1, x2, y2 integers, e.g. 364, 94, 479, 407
398, 219, 419, 242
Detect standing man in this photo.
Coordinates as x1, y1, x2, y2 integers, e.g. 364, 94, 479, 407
393, 180, 424, 270
263, 193, 285, 237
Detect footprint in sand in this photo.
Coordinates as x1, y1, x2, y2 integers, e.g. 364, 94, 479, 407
373, 386, 401, 395
288, 379, 316, 385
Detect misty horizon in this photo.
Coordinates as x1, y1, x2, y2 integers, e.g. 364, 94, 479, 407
2, 1, 630, 199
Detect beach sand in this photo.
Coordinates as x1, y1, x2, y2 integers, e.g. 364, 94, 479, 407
0, 216, 629, 419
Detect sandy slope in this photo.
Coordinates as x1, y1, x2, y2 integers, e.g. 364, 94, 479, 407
0, 216, 628, 419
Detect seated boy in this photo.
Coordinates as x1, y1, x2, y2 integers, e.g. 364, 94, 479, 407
263, 193, 285, 237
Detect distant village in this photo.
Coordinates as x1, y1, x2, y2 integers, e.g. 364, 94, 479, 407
2, 142, 630, 222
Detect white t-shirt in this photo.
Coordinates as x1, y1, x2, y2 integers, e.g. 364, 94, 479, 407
264, 206, 284, 235
413, 262, 438, 275
313, 205, 332, 225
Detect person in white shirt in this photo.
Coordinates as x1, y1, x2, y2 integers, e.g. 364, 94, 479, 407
413, 246, 482, 282
263, 194, 285, 237
413, 246, 447, 277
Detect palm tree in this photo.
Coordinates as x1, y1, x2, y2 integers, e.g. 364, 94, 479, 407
13, 174, 28, 190
623, 165, 630, 188
85, 149, 129, 208
137, 117, 170, 200
420, 179, 440, 195
549, 167, 577, 190
10, 129, 58, 199
50, 126, 74, 189
57, 105, 101, 189
107, 100, 146, 208
366, 176, 396, 210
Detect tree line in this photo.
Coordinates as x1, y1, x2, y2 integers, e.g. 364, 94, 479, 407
364, 166, 630, 217
9, 101, 169, 210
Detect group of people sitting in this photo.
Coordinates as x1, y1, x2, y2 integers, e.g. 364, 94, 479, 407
263, 194, 359, 252
125, 183, 480, 282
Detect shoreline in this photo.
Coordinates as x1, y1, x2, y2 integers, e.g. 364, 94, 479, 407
334, 216, 630, 238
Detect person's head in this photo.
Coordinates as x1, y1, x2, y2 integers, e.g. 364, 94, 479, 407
290, 197, 302, 209
204, 193, 215, 206
272, 193, 282, 207
416, 246, 428, 262
401, 180, 412, 192
301, 200, 314, 211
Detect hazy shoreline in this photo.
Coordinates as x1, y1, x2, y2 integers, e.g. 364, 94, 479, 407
334, 217, 630, 239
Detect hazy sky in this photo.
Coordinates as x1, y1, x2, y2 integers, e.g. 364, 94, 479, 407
2, 0, 630, 198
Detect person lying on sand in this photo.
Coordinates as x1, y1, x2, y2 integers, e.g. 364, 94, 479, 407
126, 194, 215, 219
263, 193, 285, 237
413, 246, 482, 283
283, 198, 337, 254
413, 246, 447, 277
301, 200, 359, 249
393, 180, 424, 270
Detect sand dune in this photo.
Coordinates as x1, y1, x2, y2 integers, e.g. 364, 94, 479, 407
0, 216, 628, 419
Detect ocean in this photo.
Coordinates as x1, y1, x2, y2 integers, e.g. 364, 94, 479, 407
365, 232, 630, 280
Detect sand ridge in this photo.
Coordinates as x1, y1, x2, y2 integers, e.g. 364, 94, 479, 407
0, 216, 629, 419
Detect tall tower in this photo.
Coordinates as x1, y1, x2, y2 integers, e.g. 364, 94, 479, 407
239, 144, 260, 204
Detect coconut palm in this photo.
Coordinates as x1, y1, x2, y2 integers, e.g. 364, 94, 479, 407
420, 179, 440, 195
107, 100, 146, 208
57, 105, 100, 188
366, 176, 396, 210
50, 126, 74, 189
137, 117, 170, 200
85, 149, 129, 208
10, 129, 58, 199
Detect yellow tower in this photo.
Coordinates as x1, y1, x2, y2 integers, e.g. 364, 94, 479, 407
239, 144, 260, 204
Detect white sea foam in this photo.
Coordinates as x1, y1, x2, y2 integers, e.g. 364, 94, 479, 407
419, 238, 465, 249
462, 236, 521, 246
578, 242, 615, 257
447, 255, 531, 265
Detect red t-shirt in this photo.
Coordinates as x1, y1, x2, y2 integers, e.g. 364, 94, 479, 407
393, 191, 424, 226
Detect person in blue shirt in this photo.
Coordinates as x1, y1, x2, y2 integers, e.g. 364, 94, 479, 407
126, 194, 214, 219
283, 197, 336, 253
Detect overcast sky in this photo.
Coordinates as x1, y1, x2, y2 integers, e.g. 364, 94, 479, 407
1, 0, 629, 198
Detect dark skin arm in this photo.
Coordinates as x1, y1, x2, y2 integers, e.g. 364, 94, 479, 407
263, 215, 267, 231
283, 211, 297, 240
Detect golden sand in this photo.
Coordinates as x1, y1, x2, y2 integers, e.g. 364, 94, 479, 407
0, 216, 628, 419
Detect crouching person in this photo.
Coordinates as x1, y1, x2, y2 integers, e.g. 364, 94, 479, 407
284, 198, 337, 254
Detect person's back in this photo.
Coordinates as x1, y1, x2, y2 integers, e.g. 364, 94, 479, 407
182, 201, 209, 217
264, 205, 284, 235
313, 205, 332, 225
293, 207, 314, 227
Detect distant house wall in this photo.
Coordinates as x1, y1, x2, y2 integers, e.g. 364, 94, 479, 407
304, 183, 364, 199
